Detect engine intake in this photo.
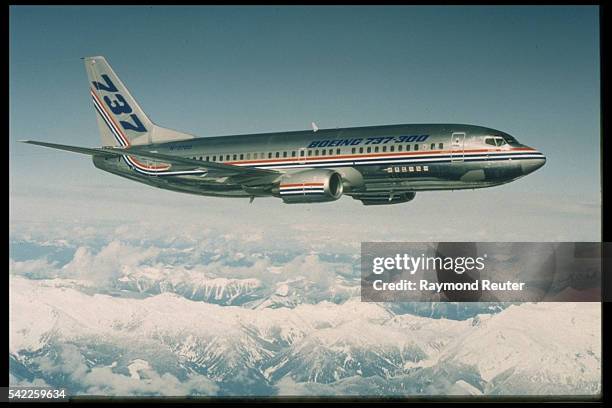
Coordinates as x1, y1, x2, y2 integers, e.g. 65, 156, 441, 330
276, 169, 344, 203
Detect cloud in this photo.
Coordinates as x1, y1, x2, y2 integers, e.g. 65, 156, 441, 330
9, 258, 59, 279
61, 241, 160, 282
10, 225, 359, 306
33, 343, 218, 396
9, 374, 50, 388
35, 343, 88, 378
275, 376, 338, 396
11, 179, 601, 245
83, 366, 218, 396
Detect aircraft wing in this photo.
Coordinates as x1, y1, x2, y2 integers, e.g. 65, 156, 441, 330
20, 140, 280, 181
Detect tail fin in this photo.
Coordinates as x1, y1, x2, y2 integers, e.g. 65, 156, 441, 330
84, 56, 194, 147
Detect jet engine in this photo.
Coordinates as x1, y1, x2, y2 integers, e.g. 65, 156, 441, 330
274, 169, 344, 203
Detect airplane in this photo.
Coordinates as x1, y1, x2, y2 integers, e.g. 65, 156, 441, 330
22, 56, 546, 205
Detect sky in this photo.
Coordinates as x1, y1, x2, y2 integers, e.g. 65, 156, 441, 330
9, 5, 601, 241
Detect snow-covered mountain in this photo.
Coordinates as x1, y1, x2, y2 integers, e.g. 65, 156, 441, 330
9, 276, 601, 396
114, 267, 266, 305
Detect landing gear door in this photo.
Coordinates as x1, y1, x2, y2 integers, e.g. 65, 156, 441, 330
450, 132, 466, 162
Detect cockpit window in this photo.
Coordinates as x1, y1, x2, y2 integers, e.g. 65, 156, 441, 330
500, 133, 518, 144
484, 136, 507, 146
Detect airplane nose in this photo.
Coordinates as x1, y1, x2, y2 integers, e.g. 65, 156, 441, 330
521, 152, 546, 175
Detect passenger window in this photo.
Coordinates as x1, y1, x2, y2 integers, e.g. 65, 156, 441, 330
398, 145, 403, 151
315, 149, 319, 156
308, 150, 312, 156
240, 154, 244, 160
406, 144, 411, 151
336, 148, 340, 155
322, 149, 326, 156
390, 145, 395, 152
212, 156, 216, 161
300, 150, 304, 157
283, 151, 287, 158
233, 154, 237, 160
206, 156, 209, 161
292, 151, 296, 157
268, 152, 272, 158
352, 147, 356, 154
414, 144, 419, 151
359, 147, 364, 153
374, 146, 379, 153
439, 143, 443, 150
275, 152, 280, 158
430, 143, 435, 150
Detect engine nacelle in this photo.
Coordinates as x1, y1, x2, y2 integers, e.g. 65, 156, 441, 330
274, 169, 344, 204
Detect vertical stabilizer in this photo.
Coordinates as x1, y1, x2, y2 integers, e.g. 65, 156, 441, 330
84, 56, 194, 147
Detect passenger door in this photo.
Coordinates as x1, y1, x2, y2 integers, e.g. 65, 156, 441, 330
450, 132, 466, 162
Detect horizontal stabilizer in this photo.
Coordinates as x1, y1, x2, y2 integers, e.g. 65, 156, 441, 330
19, 140, 119, 157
